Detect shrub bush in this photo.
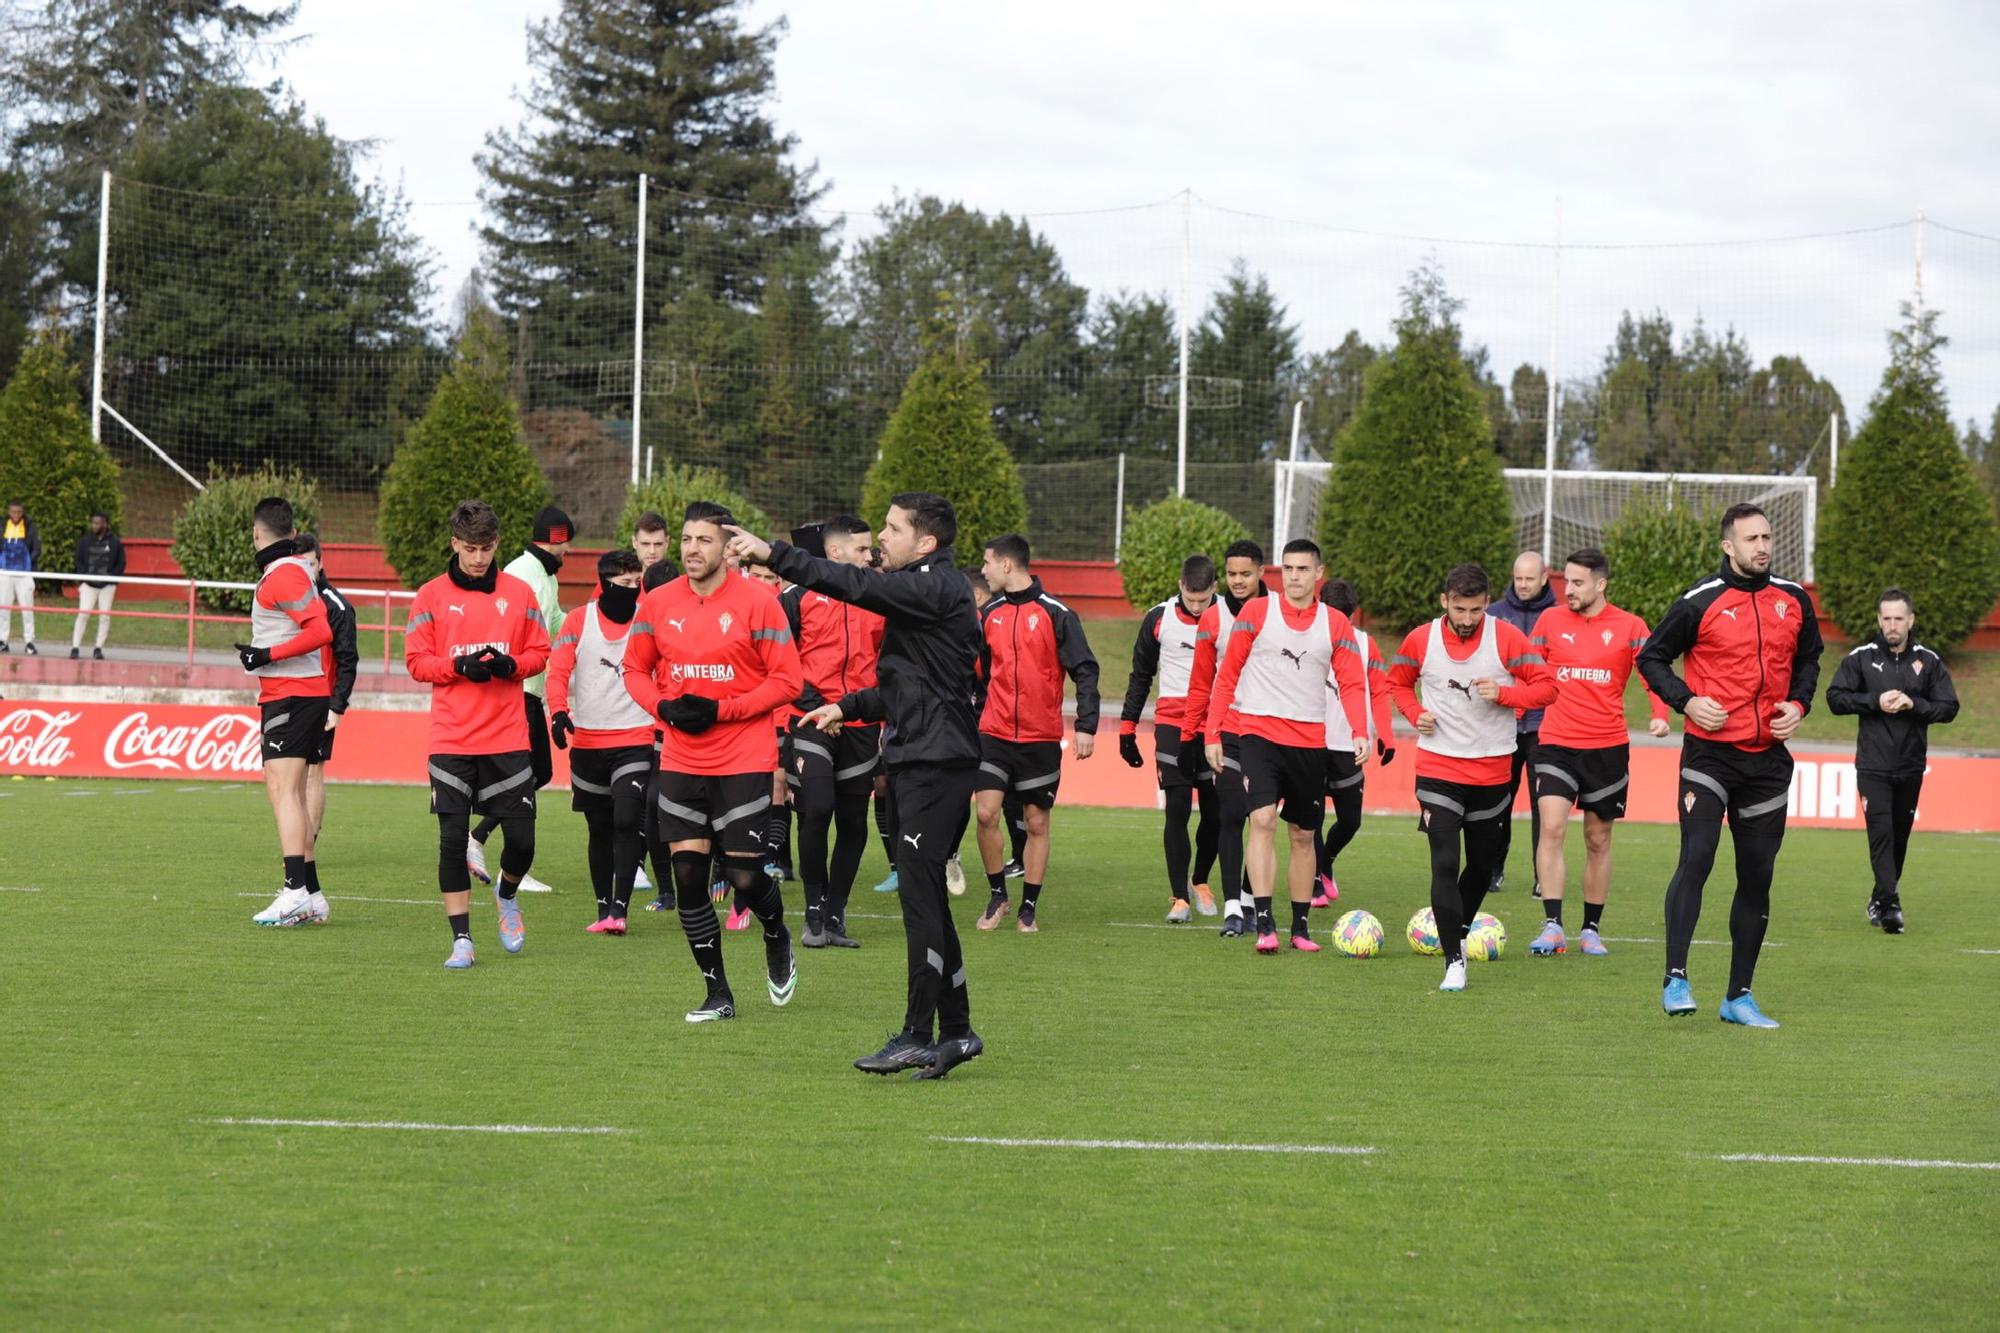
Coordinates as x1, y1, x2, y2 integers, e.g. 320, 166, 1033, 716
861, 341, 1027, 561
1601, 491, 1718, 630
614, 460, 773, 548
170, 465, 321, 613
1117, 496, 1253, 610
0, 326, 122, 562
377, 310, 550, 588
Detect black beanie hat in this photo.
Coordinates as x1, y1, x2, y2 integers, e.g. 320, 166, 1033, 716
533, 506, 573, 544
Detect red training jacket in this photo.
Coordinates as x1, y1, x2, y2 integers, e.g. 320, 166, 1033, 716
404, 569, 552, 754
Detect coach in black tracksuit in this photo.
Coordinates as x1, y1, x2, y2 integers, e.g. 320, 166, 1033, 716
1825, 588, 1958, 934
734, 492, 988, 1080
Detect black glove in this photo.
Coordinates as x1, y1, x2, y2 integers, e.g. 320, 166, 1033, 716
1376, 739, 1396, 767
661, 693, 718, 734
1178, 734, 1203, 780
234, 642, 272, 672
453, 652, 493, 682
1118, 732, 1144, 768
550, 710, 574, 750
479, 646, 517, 679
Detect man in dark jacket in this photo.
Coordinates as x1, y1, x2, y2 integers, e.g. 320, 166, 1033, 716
1825, 587, 1958, 935
1638, 503, 1822, 1028
295, 534, 359, 896
1, 499, 41, 654
70, 511, 126, 659
1487, 550, 1555, 894
726, 494, 988, 1080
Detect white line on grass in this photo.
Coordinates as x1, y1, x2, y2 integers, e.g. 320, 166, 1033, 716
1711, 1152, 2000, 1171
1, 885, 44, 892
1960, 949, 2000, 956
202, 1116, 627, 1136
61, 790, 98, 797
934, 1135, 1378, 1156
231, 892, 438, 908
1601, 935, 1787, 948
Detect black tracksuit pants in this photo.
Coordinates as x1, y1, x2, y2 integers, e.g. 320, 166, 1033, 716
1858, 770, 1922, 907
890, 763, 976, 1042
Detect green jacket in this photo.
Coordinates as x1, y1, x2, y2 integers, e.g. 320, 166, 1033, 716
502, 545, 565, 697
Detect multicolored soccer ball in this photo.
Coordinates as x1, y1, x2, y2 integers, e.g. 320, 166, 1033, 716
1331, 910, 1385, 958
1465, 912, 1507, 961
1406, 907, 1441, 956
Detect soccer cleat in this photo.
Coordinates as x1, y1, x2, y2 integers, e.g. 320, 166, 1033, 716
1166, 897, 1192, 923
1219, 913, 1247, 939
725, 905, 753, 932
1016, 903, 1039, 934
1192, 884, 1218, 917
304, 891, 331, 924
1488, 870, 1505, 895
945, 854, 967, 897
634, 863, 653, 893
685, 992, 735, 1023
22, 642, 34, 656
645, 894, 673, 912
765, 930, 798, 1006
1255, 931, 1280, 955
1864, 899, 1883, 928
1577, 926, 1609, 956
977, 892, 1010, 930
823, 925, 861, 949
800, 922, 828, 949
494, 888, 525, 954
444, 937, 475, 969
1313, 871, 1339, 907
517, 873, 553, 894
1718, 992, 1779, 1029
1439, 960, 1467, 992
1881, 902, 1905, 934
1662, 977, 1697, 1016
586, 916, 618, 934
464, 837, 491, 885
1290, 932, 1321, 953
252, 886, 314, 927
603, 916, 626, 936
854, 1032, 935, 1074
1529, 921, 1566, 956
1001, 858, 1025, 880
873, 868, 900, 895
912, 1031, 985, 1081
763, 859, 789, 884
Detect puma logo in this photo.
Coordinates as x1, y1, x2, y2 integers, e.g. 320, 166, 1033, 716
667, 618, 686, 633
1445, 679, 1473, 699
1560, 632, 1576, 644
270, 739, 285, 750
447, 604, 465, 616
1720, 607, 1738, 622
1278, 647, 1307, 669
597, 656, 618, 670
902, 833, 923, 849
1868, 660, 1883, 673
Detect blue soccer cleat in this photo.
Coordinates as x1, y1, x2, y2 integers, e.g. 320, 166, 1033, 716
1718, 992, 1780, 1028
1529, 921, 1566, 956
873, 868, 900, 895
444, 937, 475, 969
1577, 927, 1609, 956
1662, 976, 1696, 1016
494, 888, 525, 954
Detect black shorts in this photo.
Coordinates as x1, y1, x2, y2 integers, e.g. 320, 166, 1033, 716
974, 735, 1063, 809
784, 721, 882, 797
1155, 721, 1211, 789
1678, 735, 1792, 835
261, 696, 330, 764
308, 713, 339, 766
429, 751, 537, 818
1238, 733, 1324, 829
1533, 743, 1631, 821
654, 769, 772, 856
1415, 776, 1513, 837
1214, 732, 1248, 817
1324, 748, 1365, 797
568, 744, 655, 813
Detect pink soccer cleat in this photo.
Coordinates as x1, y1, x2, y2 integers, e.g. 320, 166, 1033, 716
1255, 931, 1280, 955
1290, 933, 1322, 952
725, 905, 753, 931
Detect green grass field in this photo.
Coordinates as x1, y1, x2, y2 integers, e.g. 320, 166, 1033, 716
3, 778, 1997, 1326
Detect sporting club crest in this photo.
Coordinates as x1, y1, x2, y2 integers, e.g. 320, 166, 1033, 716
1913, 660, 1925, 675
1683, 791, 1696, 813
718, 611, 735, 636
1601, 629, 1614, 646
495, 597, 510, 616
1775, 600, 1788, 619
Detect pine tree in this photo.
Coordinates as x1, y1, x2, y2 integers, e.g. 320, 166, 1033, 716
1817, 302, 2000, 651
1316, 262, 1512, 634
377, 309, 552, 589
0, 324, 122, 553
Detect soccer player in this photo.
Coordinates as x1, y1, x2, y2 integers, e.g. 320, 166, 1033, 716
621, 501, 803, 1023
239, 497, 334, 927
405, 500, 552, 968
1637, 503, 1822, 1027
1386, 563, 1557, 991
1825, 587, 1957, 935
293, 534, 358, 897
1120, 554, 1221, 922
727, 493, 986, 1079
637, 553, 678, 909
1205, 539, 1368, 954
632, 510, 672, 574
1489, 550, 1555, 896
780, 515, 885, 950
972, 533, 1100, 934
744, 558, 795, 898
1525, 548, 1670, 957
465, 506, 570, 893
1180, 538, 1270, 936
1314, 578, 1394, 906
547, 549, 654, 932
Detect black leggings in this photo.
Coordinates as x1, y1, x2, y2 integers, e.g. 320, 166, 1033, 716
1428, 815, 1507, 964
582, 783, 646, 913
1663, 818, 1781, 999
1162, 782, 1218, 897
798, 779, 872, 922
439, 810, 534, 892
1315, 786, 1363, 878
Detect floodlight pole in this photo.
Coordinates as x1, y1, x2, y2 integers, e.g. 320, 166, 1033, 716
1176, 187, 1191, 497
1540, 196, 1563, 566
1113, 452, 1127, 561
92, 170, 110, 443
1829, 411, 1839, 489
630, 173, 648, 486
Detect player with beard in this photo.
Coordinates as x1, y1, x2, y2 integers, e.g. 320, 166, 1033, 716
1638, 504, 1822, 1027
1387, 563, 1557, 992
1120, 554, 1221, 922
1180, 539, 1268, 936
622, 502, 804, 1023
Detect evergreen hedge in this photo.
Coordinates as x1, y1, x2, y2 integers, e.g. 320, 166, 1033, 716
861, 341, 1027, 561
170, 465, 320, 613
0, 327, 122, 561
1601, 492, 1718, 630
1117, 496, 1252, 610
614, 460, 772, 548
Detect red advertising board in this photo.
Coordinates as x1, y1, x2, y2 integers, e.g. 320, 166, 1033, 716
1, 700, 1992, 832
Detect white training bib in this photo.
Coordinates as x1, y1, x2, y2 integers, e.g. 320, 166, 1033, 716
572, 602, 654, 732
1325, 626, 1375, 750
250, 554, 323, 680
1154, 598, 1201, 700
1418, 618, 1516, 759
1233, 600, 1330, 723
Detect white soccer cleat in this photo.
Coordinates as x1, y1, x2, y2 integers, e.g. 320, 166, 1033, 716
634, 863, 653, 892
464, 837, 491, 885
253, 885, 314, 927
305, 891, 331, 924
945, 854, 967, 898
1439, 960, 1467, 992
517, 873, 554, 894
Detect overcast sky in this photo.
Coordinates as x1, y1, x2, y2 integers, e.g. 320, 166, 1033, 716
279, 0, 2000, 421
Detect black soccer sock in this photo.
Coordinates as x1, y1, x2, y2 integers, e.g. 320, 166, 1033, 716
1546, 898, 1564, 926
797, 785, 833, 895
766, 804, 792, 872
1006, 797, 1028, 865
583, 806, 615, 915
448, 911, 471, 942
1582, 900, 1603, 931
1163, 784, 1195, 897
1663, 818, 1721, 984
672, 851, 728, 995
1021, 880, 1042, 910
1253, 894, 1274, 931
1312, 824, 1328, 879
610, 791, 644, 915
1726, 832, 1781, 1000
727, 860, 786, 937
283, 854, 307, 892
470, 815, 499, 844
987, 870, 1007, 895
437, 813, 471, 895
1191, 781, 1219, 887
1290, 898, 1311, 937
302, 859, 321, 894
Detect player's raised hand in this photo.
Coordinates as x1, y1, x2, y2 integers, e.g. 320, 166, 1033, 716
800, 702, 845, 734
1685, 696, 1728, 731
721, 525, 772, 566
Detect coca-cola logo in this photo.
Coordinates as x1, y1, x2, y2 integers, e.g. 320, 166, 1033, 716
0, 708, 81, 768
104, 711, 263, 774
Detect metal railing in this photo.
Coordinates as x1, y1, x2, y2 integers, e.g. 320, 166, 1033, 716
8, 570, 419, 673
